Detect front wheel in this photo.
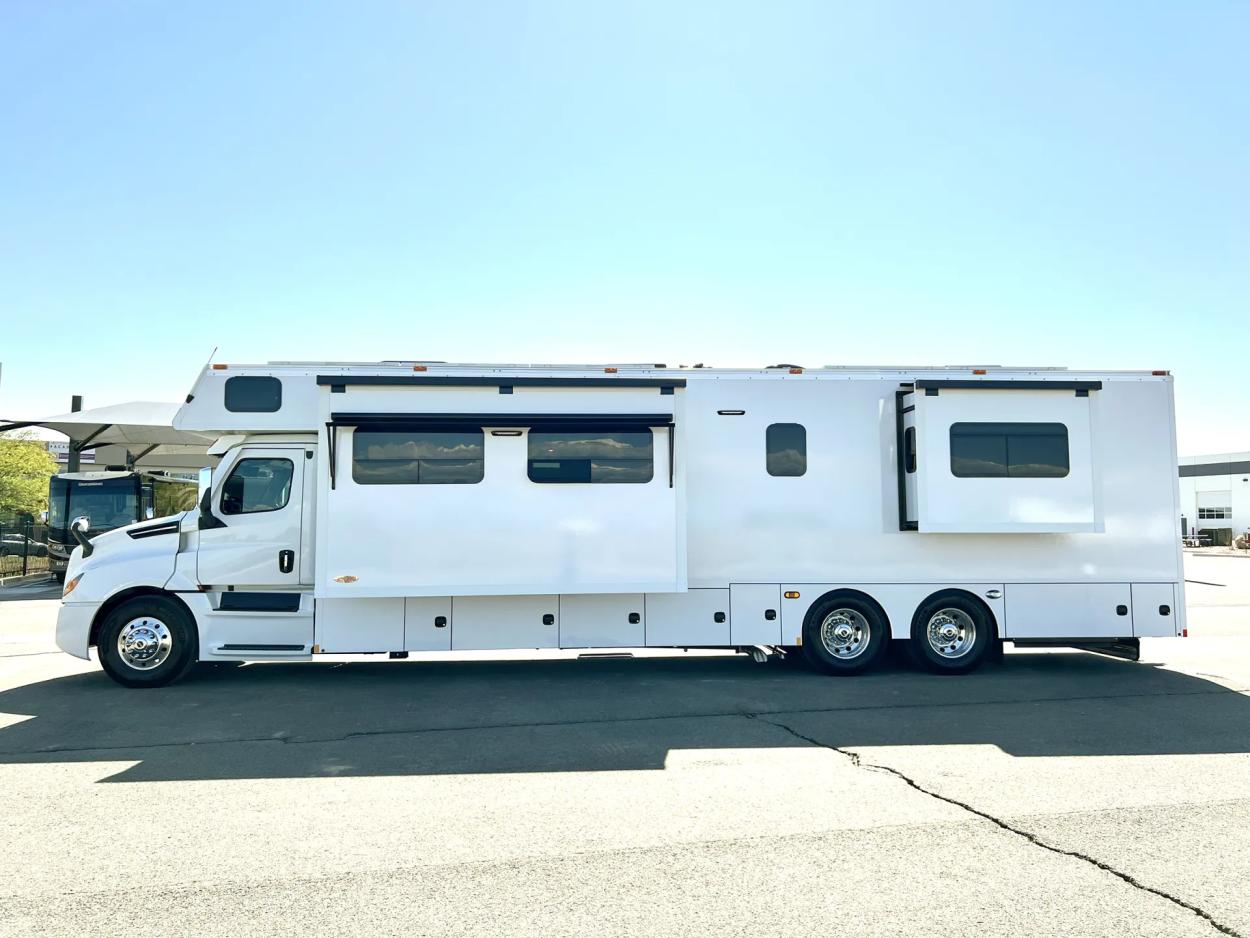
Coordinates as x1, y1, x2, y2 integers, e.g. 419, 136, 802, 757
909, 594, 993, 675
98, 595, 198, 688
802, 595, 889, 675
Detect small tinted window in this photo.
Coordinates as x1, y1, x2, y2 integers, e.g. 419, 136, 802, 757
221, 458, 294, 514
224, 375, 283, 413
950, 423, 1069, 478
528, 429, 653, 483
904, 426, 917, 474
353, 431, 484, 485
766, 423, 806, 477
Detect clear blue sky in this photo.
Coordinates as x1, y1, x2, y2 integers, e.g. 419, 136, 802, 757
1, 1, 1246, 454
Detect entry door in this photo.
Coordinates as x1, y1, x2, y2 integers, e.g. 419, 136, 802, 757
197, 446, 305, 589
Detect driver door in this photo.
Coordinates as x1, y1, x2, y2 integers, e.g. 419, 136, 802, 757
197, 446, 305, 589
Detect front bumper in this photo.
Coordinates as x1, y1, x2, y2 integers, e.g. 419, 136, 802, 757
56, 602, 100, 660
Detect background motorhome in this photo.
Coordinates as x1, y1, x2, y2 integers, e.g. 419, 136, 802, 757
58, 362, 1184, 686
45, 470, 200, 579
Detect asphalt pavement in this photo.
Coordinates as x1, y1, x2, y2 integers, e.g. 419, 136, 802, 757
0, 555, 1247, 937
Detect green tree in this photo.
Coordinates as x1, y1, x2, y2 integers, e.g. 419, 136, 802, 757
0, 433, 58, 521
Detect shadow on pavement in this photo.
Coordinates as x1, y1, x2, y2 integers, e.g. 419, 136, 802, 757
0, 652, 1246, 782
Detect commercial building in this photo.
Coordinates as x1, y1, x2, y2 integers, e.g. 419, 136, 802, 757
1179, 452, 1250, 546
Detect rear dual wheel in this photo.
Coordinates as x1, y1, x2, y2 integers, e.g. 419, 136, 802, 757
801, 595, 889, 675
909, 593, 993, 675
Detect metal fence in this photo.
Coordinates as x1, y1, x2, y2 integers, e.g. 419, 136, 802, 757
0, 521, 51, 578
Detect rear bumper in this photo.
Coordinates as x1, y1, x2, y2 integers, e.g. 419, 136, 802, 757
56, 602, 99, 660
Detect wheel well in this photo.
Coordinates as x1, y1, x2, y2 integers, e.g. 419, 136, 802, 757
802, 588, 892, 635
910, 588, 1000, 639
88, 588, 194, 648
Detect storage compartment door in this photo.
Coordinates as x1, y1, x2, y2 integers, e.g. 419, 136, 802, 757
730, 584, 782, 645
559, 594, 645, 648
645, 589, 730, 646
1003, 584, 1131, 638
405, 596, 452, 651
315, 598, 404, 652
451, 595, 559, 651
1131, 583, 1177, 637
913, 385, 1101, 533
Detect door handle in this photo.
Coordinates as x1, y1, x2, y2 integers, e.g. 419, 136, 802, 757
278, 549, 294, 574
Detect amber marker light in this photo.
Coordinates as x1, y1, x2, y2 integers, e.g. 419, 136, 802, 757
63, 574, 82, 598
784, 591, 800, 599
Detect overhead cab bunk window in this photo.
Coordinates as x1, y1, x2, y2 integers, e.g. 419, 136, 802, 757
224, 375, 283, 413
353, 430, 485, 484
528, 429, 653, 483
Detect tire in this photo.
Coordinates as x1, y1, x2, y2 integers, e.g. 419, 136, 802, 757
53, 571, 66, 584
98, 595, 199, 688
909, 592, 993, 675
801, 594, 889, 675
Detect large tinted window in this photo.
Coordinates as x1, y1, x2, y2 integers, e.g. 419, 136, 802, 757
221, 458, 294, 513
48, 476, 139, 532
224, 375, 283, 413
766, 423, 807, 477
950, 423, 1069, 478
353, 430, 484, 484
528, 429, 653, 483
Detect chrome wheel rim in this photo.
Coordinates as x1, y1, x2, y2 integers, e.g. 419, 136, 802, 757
117, 617, 172, 671
926, 608, 976, 659
819, 608, 871, 660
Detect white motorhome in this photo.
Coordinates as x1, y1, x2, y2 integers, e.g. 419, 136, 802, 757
56, 361, 1185, 687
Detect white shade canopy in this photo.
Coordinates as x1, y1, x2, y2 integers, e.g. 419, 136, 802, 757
0, 401, 214, 455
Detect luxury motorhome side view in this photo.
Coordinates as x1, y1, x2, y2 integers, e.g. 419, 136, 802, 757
55, 362, 1185, 687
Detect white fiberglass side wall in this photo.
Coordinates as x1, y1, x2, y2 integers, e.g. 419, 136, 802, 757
681, 376, 1180, 587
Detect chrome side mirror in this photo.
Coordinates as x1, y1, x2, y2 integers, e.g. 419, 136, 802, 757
71, 516, 91, 533
145, 507, 155, 520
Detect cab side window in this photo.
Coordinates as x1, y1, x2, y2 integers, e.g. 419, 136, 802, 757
221, 458, 294, 514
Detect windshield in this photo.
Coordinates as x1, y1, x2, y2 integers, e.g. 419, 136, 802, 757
48, 477, 140, 537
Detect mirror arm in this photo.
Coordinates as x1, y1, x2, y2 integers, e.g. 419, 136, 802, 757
71, 523, 94, 558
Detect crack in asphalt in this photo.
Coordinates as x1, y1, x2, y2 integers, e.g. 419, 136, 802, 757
751, 713, 1244, 938
5, 682, 1249, 758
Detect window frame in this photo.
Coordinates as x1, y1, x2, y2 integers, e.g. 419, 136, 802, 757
219, 457, 295, 515
949, 422, 1070, 480
766, 422, 807, 478
351, 429, 486, 486
526, 427, 655, 484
